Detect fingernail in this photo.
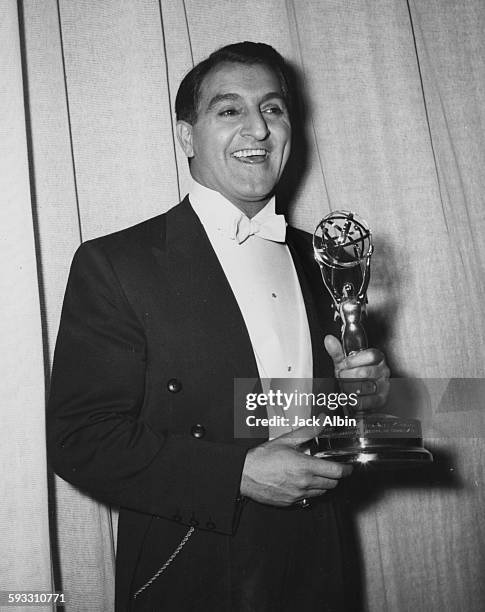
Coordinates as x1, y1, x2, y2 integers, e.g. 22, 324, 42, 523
360, 380, 377, 395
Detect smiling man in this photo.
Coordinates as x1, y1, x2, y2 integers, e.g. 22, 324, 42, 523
176, 58, 291, 216
47, 42, 389, 611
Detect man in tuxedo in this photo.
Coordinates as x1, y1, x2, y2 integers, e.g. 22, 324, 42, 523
48, 42, 389, 611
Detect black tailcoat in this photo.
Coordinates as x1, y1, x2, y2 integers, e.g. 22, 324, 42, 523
47, 198, 357, 611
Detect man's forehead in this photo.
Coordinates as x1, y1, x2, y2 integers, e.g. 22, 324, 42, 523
198, 62, 284, 107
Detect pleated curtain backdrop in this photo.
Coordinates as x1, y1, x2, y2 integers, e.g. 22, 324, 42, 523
2, 0, 484, 610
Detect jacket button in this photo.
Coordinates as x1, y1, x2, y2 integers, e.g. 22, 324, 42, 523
190, 424, 205, 439
167, 378, 182, 393
206, 521, 216, 530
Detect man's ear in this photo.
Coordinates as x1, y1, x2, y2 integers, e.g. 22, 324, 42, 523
176, 120, 194, 158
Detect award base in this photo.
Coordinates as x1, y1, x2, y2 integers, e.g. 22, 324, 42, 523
316, 414, 433, 466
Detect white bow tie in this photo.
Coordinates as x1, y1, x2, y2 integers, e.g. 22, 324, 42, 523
229, 213, 287, 244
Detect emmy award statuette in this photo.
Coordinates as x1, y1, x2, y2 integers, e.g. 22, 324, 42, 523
313, 211, 433, 465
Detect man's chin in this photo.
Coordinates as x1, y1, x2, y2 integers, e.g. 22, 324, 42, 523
228, 193, 276, 217
233, 183, 278, 204
234, 190, 275, 204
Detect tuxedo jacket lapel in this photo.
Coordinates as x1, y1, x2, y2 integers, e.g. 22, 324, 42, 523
164, 197, 259, 381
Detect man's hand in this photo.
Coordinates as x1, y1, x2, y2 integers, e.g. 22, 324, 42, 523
324, 334, 390, 411
240, 422, 353, 506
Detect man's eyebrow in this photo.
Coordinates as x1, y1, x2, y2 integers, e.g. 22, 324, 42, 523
260, 92, 286, 104
205, 91, 286, 111
206, 93, 241, 111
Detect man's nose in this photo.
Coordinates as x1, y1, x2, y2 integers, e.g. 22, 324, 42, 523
240, 109, 270, 140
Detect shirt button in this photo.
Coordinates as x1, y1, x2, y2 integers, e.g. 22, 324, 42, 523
167, 378, 182, 393
190, 424, 206, 439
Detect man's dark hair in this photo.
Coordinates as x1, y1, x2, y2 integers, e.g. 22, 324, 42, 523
175, 41, 294, 124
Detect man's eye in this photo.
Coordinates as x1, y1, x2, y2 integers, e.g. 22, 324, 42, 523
219, 108, 239, 117
263, 106, 284, 115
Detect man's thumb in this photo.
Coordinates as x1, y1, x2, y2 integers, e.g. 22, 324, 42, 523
324, 334, 345, 368
276, 417, 325, 448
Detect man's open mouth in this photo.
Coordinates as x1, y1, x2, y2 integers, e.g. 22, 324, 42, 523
232, 149, 269, 162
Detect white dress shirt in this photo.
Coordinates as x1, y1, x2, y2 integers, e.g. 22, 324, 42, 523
189, 181, 313, 433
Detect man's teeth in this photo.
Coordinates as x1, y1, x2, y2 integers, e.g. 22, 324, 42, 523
233, 149, 268, 158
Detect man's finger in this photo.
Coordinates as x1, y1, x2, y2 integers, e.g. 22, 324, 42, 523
312, 458, 353, 478
306, 474, 346, 489
324, 334, 346, 369
338, 378, 378, 394
303, 489, 329, 498
338, 367, 380, 379
274, 417, 327, 447
343, 348, 385, 369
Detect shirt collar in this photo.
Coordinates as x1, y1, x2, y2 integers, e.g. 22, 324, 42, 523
189, 179, 278, 235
